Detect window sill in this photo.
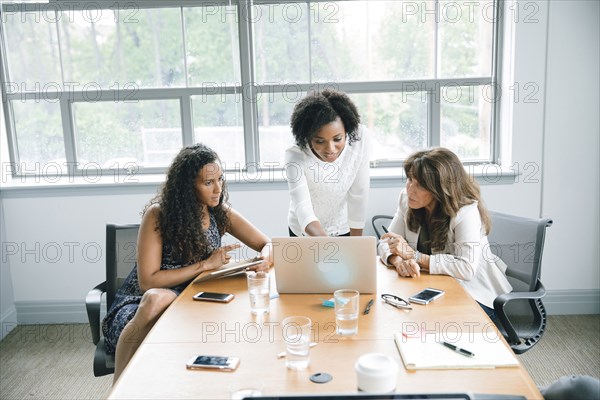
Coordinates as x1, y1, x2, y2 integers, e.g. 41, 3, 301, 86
0, 165, 517, 198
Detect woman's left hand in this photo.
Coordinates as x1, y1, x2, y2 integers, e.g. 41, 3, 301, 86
395, 258, 421, 278
248, 242, 273, 272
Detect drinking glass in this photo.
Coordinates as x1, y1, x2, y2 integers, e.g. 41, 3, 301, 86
281, 316, 312, 370
247, 271, 270, 315
334, 289, 359, 335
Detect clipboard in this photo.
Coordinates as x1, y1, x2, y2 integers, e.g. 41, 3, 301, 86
192, 258, 262, 283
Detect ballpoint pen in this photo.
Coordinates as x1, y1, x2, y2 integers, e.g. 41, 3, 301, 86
363, 298, 374, 314
381, 225, 389, 234
439, 341, 475, 357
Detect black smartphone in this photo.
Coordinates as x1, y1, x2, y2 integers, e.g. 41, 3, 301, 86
186, 355, 240, 371
408, 288, 445, 305
193, 291, 235, 303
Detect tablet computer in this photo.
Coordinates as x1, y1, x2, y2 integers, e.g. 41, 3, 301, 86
193, 258, 262, 283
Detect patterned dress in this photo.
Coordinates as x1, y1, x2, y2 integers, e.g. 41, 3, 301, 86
101, 213, 221, 355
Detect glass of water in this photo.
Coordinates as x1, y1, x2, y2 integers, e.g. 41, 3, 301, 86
247, 271, 270, 315
334, 289, 360, 335
281, 316, 312, 370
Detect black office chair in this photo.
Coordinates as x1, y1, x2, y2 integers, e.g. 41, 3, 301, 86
85, 223, 140, 376
488, 211, 553, 354
372, 214, 393, 239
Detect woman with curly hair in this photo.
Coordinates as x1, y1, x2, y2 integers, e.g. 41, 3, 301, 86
102, 143, 272, 382
285, 89, 370, 236
378, 148, 511, 318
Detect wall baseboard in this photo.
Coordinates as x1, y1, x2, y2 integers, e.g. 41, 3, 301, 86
9, 289, 599, 326
1, 306, 18, 340
543, 289, 600, 315
15, 300, 93, 325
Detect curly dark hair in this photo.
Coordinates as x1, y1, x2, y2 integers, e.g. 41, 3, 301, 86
144, 143, 230, 264
290, 89, 361, 149
404, 148, 491, 252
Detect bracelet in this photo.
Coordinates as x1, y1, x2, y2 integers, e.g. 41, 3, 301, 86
414, 250, 421, 264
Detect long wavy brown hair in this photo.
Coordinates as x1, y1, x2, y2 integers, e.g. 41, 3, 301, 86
404, 148, 491, 252
144, 144, 230, 264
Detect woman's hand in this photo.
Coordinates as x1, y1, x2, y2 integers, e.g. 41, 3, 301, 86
202, 243, 241, 271
247, 242, 273, 272
388, 255, 420, 278
382, 232, 415, 260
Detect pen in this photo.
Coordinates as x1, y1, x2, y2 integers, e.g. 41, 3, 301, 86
363, 298, 374, 314
381, 225, 389, 234
440, 341, 475, 357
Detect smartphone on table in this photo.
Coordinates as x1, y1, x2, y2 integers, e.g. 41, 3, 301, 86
186, 355, 240, 371
193, 291, 235, 303
408, 288, 445, 305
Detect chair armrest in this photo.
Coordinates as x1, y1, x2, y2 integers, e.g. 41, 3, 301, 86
85, 281, 107, 345
505, 268, 531, 284
493, 280, 545, 345
494, 285, 546, 306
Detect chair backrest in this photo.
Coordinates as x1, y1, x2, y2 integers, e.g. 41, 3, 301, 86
106, 223, 140, 309
487, 211, 553, 292
371, 214, 393, 239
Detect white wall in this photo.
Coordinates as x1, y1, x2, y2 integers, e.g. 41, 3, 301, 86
0, 1, 598, 323
1, 199, 18, 339
541, 1, 600, 294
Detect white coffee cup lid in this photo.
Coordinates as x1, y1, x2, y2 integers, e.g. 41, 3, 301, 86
356, 353, 398, 374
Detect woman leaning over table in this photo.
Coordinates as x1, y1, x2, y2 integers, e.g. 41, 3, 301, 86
378, 147, 511, 319
285, 89, 370, 237
102, 143, 272, 383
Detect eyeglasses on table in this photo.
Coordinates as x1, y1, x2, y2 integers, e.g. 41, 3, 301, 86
381, 293, 412, 310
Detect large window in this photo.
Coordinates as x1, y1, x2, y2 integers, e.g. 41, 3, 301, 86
1, 0, 500, 178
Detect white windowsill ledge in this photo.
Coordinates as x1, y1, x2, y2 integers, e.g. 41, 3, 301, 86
0, 165, 517, 198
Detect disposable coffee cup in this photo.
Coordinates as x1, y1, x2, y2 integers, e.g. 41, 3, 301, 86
355, 353, 398, 393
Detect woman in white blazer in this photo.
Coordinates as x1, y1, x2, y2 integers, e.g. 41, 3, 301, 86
378, 148, 512, 318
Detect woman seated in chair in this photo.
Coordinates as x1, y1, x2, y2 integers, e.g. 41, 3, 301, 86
102, 143, 272, 382
378, 147, 511, 319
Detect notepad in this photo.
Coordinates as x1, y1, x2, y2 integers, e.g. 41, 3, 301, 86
192, 258, 262, 283
394, 330, 519, 370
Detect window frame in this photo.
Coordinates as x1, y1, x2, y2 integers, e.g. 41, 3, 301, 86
1, 0, 503, 179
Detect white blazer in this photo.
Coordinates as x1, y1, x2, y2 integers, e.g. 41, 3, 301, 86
378, 189, 512, 309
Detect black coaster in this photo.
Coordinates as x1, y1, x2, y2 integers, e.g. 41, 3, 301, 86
309, 372, 333, 384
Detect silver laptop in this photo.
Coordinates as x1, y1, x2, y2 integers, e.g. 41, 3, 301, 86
273, 236, 377, 294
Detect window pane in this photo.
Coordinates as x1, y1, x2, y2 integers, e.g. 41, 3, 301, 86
256, 90, 429, 166
192, 95, 244, 168
257, 90, 303, 165
352, 93, 428, 161
59, 8, 184, 88
4, 12, 61, 87
438, 0, 494, 78
12, 101, 65, 172
440, 85, 492, 160
254, 3, 309, 84
73, 100, 182, 168
311, 1, 434, 82
185, 6, 240, 86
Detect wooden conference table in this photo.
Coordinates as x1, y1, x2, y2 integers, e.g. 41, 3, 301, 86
108, 261, 541, 399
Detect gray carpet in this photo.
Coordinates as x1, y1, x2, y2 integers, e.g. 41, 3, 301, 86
519, 315, 600, 387
0, 324, 112, 400
0, 315, 598, 399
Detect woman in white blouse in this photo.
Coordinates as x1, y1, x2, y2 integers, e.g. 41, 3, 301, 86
285, 89, 370, 237
378, 148, 512, 318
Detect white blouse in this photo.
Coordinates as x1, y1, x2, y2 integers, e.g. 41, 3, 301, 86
284, 125, 370, 236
